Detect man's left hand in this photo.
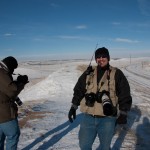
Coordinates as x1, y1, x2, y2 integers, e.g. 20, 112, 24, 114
116, 114, 127, 124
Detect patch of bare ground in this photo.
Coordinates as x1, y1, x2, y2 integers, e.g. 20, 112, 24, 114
19, 111, 52, 128
18, 100, 52, 128
30, 78, 45, 84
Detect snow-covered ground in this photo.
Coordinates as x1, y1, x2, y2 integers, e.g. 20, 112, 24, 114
13, 57, 150, 150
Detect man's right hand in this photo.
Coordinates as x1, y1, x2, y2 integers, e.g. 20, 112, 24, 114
68, 106, 76, 123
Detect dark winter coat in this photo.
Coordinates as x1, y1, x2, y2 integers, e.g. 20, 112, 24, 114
72, 65, 132, 113
0, 62, 24, 123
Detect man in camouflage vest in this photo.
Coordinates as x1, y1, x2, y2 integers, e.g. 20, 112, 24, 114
68, 47, 132, 150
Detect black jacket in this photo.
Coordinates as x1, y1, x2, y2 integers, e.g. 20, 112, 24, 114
72, 65, 132, 112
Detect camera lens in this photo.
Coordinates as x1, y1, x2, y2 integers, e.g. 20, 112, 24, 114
101, 93, 113, 116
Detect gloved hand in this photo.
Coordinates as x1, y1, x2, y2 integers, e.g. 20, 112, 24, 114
116, 113, 127, 124
68, 106, 77, 123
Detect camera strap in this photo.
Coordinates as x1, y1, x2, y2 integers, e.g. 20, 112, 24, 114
0, 61, 9, 72
97, 69, 110, 93
12, 73, 20, 76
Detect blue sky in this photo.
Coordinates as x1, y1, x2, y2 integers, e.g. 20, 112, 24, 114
0, 0, 150, 59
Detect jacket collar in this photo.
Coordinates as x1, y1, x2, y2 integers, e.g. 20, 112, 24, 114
0, 61, 9, 72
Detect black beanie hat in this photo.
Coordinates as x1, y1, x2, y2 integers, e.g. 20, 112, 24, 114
95, 47, 110, 61
2, 56, 18, 73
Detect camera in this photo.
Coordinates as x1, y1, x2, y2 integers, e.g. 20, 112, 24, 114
85, 92, 96, 107
95, 90, 114, 116
85, 91, 114, 116
15, 97, 23, 106
17, 75, 29, 84
101, 92, 113, 116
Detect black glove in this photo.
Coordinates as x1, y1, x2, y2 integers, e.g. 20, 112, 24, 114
116, 113, 127, 124
17, 75, 29, 84
68, 106, 76, 123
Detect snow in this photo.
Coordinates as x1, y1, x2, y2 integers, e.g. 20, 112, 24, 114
12, 57, 150, 150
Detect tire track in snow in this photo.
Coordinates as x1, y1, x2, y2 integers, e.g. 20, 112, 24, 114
125, 65, 150, 80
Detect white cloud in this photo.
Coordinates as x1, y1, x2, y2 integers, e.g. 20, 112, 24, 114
115, 38, 140, 43
136, 22, 150, 27
33, 38, 45, 41
75, 25, 87, 29
57, 35, 92, 41
57, 35, 80, 39
112, 22, 121, 25
3, 33, 15, 37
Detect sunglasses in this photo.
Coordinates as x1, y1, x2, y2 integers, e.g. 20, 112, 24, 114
96, 54, 108, 58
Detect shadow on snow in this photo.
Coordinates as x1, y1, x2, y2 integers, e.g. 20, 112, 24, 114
22, 113, 83, 150
22, 105, 150, 150
112, 105, 142, 150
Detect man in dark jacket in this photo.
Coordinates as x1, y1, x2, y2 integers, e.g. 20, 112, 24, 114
68, 47, 132, 150
0, 56, 28, 150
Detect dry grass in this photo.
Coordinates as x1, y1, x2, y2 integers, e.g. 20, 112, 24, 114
76, 64, 88, 72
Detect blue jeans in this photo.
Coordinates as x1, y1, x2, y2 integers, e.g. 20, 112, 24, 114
0, 119, 20, 150
79, 114, 116, 150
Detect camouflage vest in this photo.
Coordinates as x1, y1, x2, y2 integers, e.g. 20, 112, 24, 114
80, 65, 118, 116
